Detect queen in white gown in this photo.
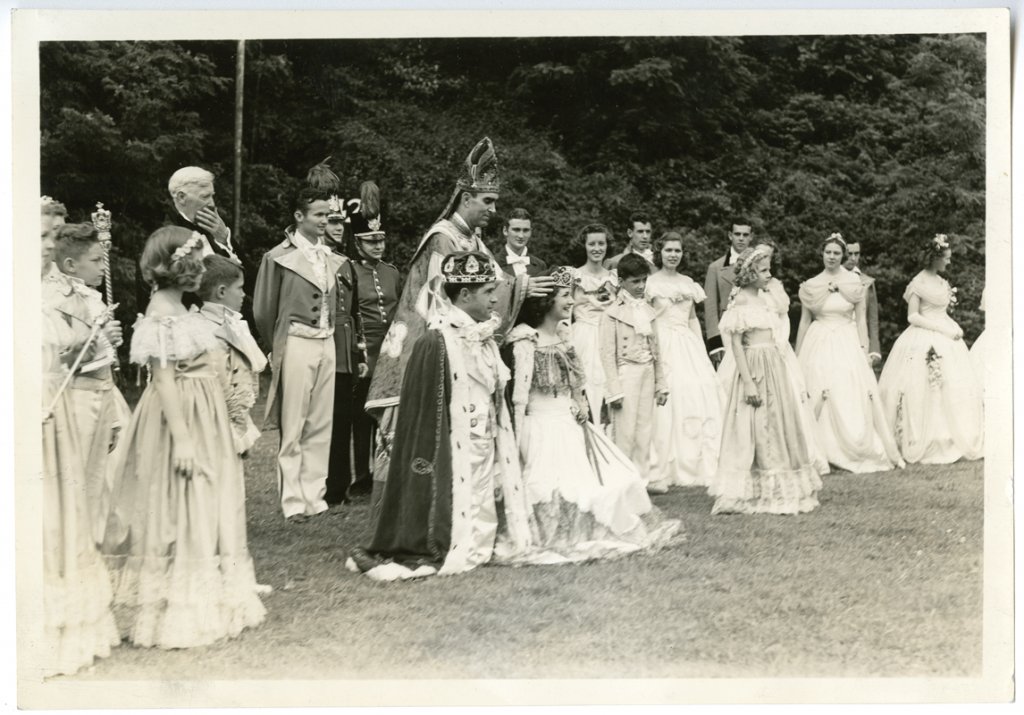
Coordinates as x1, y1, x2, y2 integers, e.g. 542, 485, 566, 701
796, 234, 904, 473
504, 267, 681, 562
645, 232, 722, 488
878, 235, 983, 463
570, 224, 618, 425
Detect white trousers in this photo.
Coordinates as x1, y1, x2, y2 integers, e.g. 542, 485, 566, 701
278, 334, 336, 517
611, 362, 656, 481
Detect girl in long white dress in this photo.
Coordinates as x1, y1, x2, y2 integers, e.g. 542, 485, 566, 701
795, 233, 904, 473
711, 246, 822, 515
878, 234, 983, 463
104, 227, 266, 648
645, 231, 722, 488
570, 223, 618, 426
504, 267, 680, 562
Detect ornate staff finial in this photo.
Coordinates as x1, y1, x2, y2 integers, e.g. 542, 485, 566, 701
91, 202, 114, 306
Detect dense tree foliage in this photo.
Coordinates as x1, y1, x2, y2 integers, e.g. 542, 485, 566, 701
39, 34, 986, 358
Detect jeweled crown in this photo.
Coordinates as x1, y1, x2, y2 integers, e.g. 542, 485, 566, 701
441, 250, 496, 284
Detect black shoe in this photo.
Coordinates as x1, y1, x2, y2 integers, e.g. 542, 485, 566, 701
347, 479, 373, 499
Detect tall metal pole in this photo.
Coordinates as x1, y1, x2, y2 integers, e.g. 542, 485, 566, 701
233, 39, 245, 241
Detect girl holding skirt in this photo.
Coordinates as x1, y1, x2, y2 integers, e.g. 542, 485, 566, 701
711, 246, 822, 515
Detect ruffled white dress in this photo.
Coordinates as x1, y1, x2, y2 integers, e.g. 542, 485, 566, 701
797, 273, 903, 473
878, 274, 983, 463
645, 272, 722, 487
507, 324, 681, 562
710, 300, 822, 515
41, 293, 120, 677
570, 268, 618, 424
103, 312, 266, 648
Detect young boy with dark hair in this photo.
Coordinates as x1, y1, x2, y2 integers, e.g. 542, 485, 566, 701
197, 254, 267, 457
599, 252, 669, 492
53, 222, 131, 544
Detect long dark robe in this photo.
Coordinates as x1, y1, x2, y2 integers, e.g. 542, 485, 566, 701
365, 329, 454, 567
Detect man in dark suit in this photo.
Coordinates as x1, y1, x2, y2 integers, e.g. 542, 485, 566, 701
704, 218, 753, 366
494, 207, 548, 277
844, 238, 882, 369
604, 211, 655, 271
135, 166, 240, 312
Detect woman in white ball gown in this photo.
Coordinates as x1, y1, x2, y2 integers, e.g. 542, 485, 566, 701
503, 267, 680, 563
878, 234, 983, 464
796, 233, 903, 473
644, 231, 722, 488
570, 223, 618, 427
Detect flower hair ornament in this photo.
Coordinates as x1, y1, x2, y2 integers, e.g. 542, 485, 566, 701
931, 233, 951, 253
171, 231, 205, 263
734, 244, 773, 288
826, 231, 847, 247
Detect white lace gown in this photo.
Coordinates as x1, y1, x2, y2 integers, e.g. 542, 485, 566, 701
645, 272, 722, 487
797, 276, 903, 473
41, 294, 120, 677
508, 326, 681, 563
103, 313, 266, 648
570, 269, 618, 424
878, 274, 983, 463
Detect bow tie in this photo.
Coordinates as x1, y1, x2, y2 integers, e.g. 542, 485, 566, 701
507, 254, 530, 266
620, 294, 653, 335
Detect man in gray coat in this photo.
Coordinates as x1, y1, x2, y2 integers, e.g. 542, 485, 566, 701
704, 219, 753, 366
844, 239, 882, 369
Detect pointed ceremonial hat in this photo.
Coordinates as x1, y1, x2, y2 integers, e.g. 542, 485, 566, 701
456, 136, 501, 193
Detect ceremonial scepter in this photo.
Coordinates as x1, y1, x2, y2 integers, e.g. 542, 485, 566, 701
91, 202, 121, 380
43, 302, 119, 422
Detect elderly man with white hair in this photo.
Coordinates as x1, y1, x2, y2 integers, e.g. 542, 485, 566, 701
167, 166, 239, 262
135, 166, 240, 312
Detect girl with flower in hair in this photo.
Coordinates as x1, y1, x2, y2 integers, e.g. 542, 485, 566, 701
503, 267, 680, 561
795, 233, 903, 473
878, 234, 983, 463
710, 246, 822, 515
103, 226, 267, 649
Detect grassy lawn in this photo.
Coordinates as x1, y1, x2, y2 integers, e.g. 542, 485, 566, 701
66, 404, 983, 681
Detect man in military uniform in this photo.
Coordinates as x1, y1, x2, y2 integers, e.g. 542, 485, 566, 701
346, 194, 400, 499
309, 162, 369, 508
